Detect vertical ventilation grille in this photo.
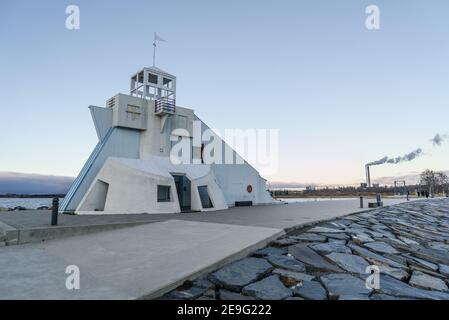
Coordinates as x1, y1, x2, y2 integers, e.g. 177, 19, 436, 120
107, 97, 116, 109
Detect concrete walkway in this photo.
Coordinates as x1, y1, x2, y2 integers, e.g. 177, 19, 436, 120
0, 220, 283, 299
171, 197, 412, 230
0, 197, 412, 245
0, 198, 415, 299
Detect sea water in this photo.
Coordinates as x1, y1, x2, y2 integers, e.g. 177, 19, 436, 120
0, 198, 64, 210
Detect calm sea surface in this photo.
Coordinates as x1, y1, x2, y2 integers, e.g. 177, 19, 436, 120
0, 198, 65, 209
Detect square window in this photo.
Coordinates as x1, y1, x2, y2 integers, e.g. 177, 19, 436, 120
148, 73, 158, 84
157, 185, 171, 202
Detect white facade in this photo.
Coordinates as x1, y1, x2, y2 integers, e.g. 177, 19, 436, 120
61, 66, 276, 214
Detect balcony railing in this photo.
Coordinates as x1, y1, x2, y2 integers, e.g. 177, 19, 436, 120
155, 97, 176, 114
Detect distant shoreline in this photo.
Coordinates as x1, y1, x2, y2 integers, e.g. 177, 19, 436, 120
0, 194, 66, 199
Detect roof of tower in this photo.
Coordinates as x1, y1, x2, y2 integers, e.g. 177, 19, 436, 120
145, 66, 176, 78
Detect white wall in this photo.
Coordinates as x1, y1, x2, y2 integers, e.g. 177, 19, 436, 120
76, 157, 228, 215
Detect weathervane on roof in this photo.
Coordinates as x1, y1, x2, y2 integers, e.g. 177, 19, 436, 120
153, 32, 166, 67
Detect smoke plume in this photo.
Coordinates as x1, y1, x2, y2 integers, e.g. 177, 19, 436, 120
367, 148, 423, 167
431, 133, 447, 146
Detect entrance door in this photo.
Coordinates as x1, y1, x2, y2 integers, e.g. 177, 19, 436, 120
172, 174, 191, 212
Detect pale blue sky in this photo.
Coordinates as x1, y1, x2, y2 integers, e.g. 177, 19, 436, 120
0, 0, 448, 184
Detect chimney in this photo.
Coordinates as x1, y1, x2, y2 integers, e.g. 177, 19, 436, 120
365, 165, 371, 188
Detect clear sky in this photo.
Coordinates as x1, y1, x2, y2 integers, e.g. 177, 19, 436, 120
1, 0, 448, 185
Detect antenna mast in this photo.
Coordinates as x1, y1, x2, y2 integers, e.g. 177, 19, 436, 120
152, 32, 156, 66
152, 32, 166, 67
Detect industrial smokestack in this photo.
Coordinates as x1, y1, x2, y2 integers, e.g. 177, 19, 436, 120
365, 165, 371, 188
365, 148, 422, 188
367, 148, 423, 167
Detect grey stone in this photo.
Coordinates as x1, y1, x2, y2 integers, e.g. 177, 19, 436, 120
364, 242, 399, 254
219, 290, 256, 300
345, 227, 371, 235
383, 253, 408, 266
209, 257, 273, 292
351, 233, 374, 244
345, 216, 361, 222
272, 268, 315, 282
407, 256, 438, 271
325, 252, 369, 274
438, 264, 449, 277
391, 243, 449, 265
253, 246, 287, 257
374, 230, 396, 239
348, 223, 370, 230
322, 233, 350, 240
308, 242, 351, 255
338, 294, 370, 300
293, 280, 327, 300
379, 265, 409, 281
328, 239, 347, 244
347, 243, 406, 269
370, 294, 412, 300
365, 230, 386, 239
242, 275, 293, 300
308, 226, 345, 233
288, 244, 342, 272
371, 224, 390, 231
377, 275, 449, 300
331, 223, 349, 230
333, 219, 353, 226
322, 222, 346, 230
320, 273, 371, 298
192, 278, 214, 290
382, 237, 406, 247
285, 297, 305, 300
291, 233, 327, 242
428, 242, 449, 251
271, 238, 298, 247
202, 289, 216, 298
409, 271, 449, 292
265, 254, 306, 272
398, 236, 420, 246
409, 265, 447, 279
166, 285, 207, 299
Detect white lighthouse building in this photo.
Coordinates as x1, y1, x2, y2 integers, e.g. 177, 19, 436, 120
60, 66, 275, 214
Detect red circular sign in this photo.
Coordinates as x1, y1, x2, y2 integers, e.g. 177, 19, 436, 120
247, 185, 253, 193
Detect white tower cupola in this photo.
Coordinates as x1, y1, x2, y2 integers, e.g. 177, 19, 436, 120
130, 66, 176, 115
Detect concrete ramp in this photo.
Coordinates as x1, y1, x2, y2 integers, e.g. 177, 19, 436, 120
0, 220, 283, 299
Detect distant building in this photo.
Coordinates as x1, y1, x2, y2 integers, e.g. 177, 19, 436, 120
372, 183, 380, 188
306, 185, 316, 191
360, 183, 367, 188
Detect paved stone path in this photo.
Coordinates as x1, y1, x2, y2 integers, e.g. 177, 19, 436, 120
163, 198, 449, 300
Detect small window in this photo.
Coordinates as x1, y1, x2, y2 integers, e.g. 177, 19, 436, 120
148, 73, 158, 84
198, 185, 213, 208
126, 105, 140, 114
157, 185, 171, 202
163, 77, 173, 88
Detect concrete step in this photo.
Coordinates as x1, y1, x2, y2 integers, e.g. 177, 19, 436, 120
0, 220, 19, 246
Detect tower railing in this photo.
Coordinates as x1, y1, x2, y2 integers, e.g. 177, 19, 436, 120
155, 97, 176, 114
